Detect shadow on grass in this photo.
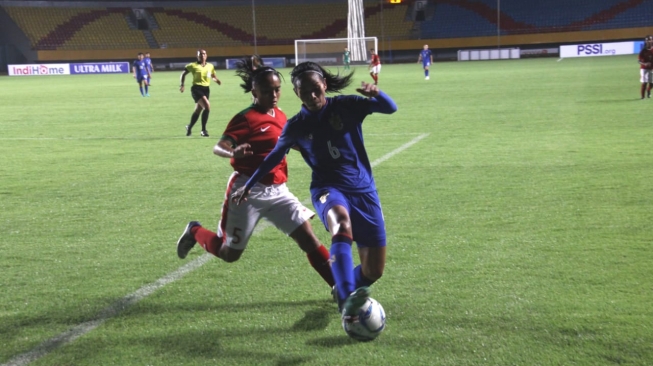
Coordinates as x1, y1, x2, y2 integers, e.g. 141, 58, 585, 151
0, 297, 354, 364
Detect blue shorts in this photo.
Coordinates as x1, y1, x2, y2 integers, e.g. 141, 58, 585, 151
311, 188, 386, 248
423, 62, 431, 68
136, 75, 147, 84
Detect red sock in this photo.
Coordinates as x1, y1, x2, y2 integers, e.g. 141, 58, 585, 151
641, 84, 646, 98
192, 226, 223, 257
306, 244, 335, 287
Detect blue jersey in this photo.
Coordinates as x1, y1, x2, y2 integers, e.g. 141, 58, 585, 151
244, 92, 398, 195
420, 49, 432, 65
132, 60, 147, 77
144, 57, 153, 73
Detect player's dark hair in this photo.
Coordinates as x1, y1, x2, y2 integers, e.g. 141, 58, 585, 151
234, 57, 282, 93
251, 54, 264, 66
137, 52, 144, 56
290, 61, 353, 94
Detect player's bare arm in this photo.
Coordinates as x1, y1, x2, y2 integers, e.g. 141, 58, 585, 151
179, 70, 189, 92
212, 73, 222, 85
213, 139, 253, 159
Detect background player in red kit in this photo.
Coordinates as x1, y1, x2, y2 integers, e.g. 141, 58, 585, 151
369, 48, 381, 85
638, 36, 653, 99
175, 58, 334, 288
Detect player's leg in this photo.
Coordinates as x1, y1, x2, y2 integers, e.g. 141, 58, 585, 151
198, 94, 211, 136
424, 64, 430, 80
349, 190, 387, 288
137, 78, 145, 96
312, 188, 356, 309
265, 185, 335, 287
640, 70, 648, 99
187, 87, 202, 135
176, 172, 247, 259
216, 172, 261, 262
647, 71, 652, 98
144, 76, 150, 96
356, 246, 386, 285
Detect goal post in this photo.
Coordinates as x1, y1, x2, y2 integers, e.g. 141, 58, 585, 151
294, 37, 378, 66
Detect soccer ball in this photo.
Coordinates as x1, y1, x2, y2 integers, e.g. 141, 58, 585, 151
342, 297, 386, 341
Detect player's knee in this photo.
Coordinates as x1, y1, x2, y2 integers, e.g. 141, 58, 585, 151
219, 247, 243, 263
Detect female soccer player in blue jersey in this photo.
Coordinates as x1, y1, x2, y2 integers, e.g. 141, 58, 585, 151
232, 61, 398, 322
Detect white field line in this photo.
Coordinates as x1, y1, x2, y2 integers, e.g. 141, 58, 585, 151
1, 133, 429, 366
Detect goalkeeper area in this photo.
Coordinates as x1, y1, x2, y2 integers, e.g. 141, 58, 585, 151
295, 37, 378, 66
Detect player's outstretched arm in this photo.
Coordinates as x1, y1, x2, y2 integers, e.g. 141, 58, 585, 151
356, 82, 397, 114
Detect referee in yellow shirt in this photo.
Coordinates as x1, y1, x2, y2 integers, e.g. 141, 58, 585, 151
180, 49, 222, 137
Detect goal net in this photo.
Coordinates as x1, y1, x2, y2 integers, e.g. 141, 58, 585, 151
294, 37, 378, 66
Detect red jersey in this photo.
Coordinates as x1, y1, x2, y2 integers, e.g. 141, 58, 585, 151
370, 53, 381, 66
222, 106, 288, 185
639, 47, 653, 70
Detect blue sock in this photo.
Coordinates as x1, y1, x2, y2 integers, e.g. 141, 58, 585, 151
139, 86, 144, 96
425, 70, 429, 77
330, 236, 355, 303
145, 85, 149, 94
354, 265, 375, 288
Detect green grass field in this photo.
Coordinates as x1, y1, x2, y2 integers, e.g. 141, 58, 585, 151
1, 55, 652, 366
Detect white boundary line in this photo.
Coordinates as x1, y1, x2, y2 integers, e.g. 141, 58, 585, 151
2, 133, 429, 366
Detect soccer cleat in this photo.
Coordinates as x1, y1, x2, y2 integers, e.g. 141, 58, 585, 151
185, 125, 191, 136
200, 130, 210, 137
146, 93, 150, 97
425, 76, 430, 80
177, 221, 201, 259
342, 286, 371, 318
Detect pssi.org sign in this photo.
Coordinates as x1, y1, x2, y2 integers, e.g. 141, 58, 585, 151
559, 41, 636, 58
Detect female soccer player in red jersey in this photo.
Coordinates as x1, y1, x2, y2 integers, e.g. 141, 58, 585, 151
368, 48, 381, 85
638, 36, 653, 99
176, 58, 334, 288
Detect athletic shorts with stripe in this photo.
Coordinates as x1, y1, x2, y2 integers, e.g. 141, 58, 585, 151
217, 172, 315, 250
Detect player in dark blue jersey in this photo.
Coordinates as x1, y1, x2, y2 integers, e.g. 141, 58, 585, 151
417, 44, 434, 80
144, 52, 153, 86
232, 62, 398, 322
132, 52, 150, 97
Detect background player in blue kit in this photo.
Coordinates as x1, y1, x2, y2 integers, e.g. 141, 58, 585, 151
232, 61, 398, 323
144, 52, 153, 86
417, 44, 434, 80
132, 52, 150, 97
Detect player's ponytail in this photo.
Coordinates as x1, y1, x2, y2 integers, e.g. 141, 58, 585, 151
291, 62, 353, 93
234, 57, 282, 93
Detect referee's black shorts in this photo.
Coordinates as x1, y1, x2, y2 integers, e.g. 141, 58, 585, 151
191, 85, 210, 103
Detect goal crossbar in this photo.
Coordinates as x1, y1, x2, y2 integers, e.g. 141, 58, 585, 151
294, 37, 378, 66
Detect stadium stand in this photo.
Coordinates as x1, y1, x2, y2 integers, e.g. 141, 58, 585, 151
0, 0, 650, 63
3, 6, 148, 50
423, 0, 653, 39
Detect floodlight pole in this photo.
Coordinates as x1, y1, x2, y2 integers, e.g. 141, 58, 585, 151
252, 0, 258, 54
380, 0, 385, 60
497, 0, 501, 49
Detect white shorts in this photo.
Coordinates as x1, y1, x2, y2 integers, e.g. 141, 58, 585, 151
216, 172, 314, 251
370, 65, 381, 74
641, 69, 653, 83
